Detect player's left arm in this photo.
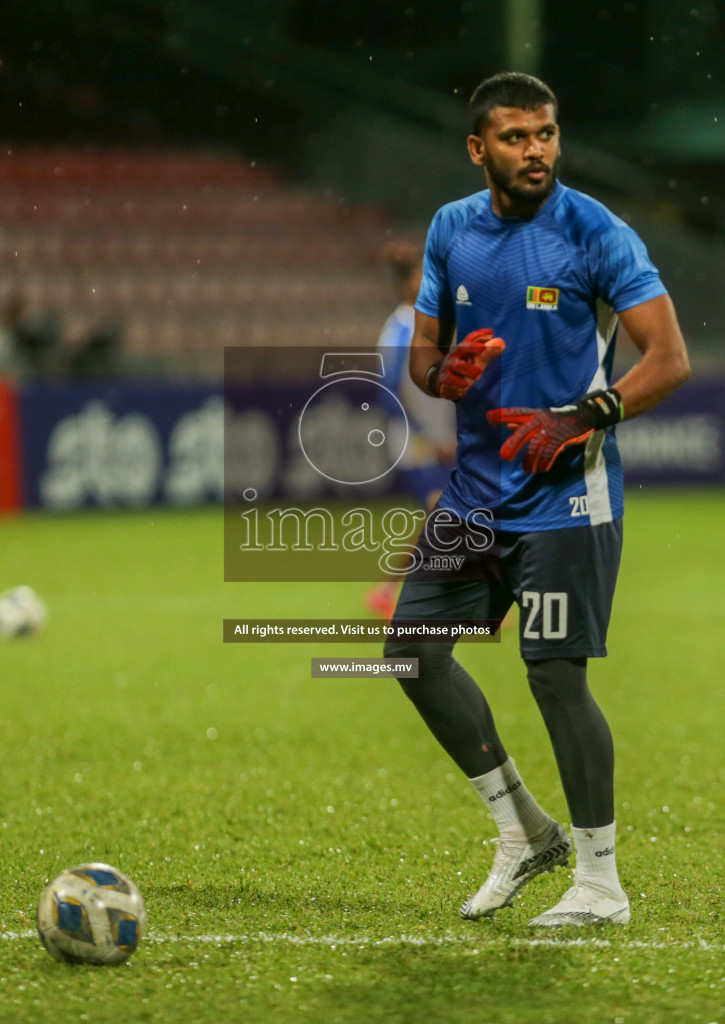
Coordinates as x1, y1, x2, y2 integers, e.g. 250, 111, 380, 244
611, 293, 690, 419
488, 294, 691, 473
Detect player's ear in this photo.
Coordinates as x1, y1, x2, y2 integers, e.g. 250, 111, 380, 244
467, 134, 486, 167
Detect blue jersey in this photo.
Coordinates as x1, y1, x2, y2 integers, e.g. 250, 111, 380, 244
415, 182, 667, 531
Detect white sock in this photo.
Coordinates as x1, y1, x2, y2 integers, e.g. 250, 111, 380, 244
572, 822, 626, 897
469, 758, 553, 840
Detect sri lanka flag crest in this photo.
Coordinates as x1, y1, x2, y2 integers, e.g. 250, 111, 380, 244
526, 286, 559, 310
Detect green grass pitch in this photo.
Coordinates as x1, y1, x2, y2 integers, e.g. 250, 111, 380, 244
1, 492, 724, 1023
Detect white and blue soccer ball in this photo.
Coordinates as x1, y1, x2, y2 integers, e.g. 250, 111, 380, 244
36, 863, 146, 965
0, 585, 47, 638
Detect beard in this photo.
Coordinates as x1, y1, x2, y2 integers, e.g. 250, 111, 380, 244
486, 153, 560, 207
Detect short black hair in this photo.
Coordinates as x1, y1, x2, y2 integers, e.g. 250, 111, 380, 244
469, 72, 558, 134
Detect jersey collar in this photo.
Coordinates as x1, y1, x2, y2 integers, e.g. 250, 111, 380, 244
483, 180, 565, 228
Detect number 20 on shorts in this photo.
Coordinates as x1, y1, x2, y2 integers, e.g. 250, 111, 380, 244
521, 591, 569, 639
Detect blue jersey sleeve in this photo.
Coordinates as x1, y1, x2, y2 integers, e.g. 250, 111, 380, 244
377, 310, 412, 395
415, 207, 456, 321
589, 223, 667, 313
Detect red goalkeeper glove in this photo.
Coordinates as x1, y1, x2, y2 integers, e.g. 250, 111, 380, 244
487, 388, 623, 473
426, 329, 505, 401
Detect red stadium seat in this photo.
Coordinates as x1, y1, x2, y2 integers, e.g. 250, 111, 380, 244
0, 146, 396, 362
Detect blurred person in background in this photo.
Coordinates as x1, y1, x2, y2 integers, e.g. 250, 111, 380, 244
365, 244, 457, 620
0, 292, 61, 376
65, 318, 124, 378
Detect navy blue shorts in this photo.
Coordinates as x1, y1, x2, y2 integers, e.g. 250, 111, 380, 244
392, 519, 623, 659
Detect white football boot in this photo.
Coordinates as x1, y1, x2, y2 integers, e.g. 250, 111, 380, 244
460, 821, 571, 920
529, 883, 630, 927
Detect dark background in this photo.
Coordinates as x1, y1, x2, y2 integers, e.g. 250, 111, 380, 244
2, 2, 722, 195
0, 0, 723, 366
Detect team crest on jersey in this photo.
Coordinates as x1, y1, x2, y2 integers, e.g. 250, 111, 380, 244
526, 286, 559, 311
455, 284, 472, 306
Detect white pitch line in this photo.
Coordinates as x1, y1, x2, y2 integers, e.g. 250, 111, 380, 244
4, 929, 723, 953
145, 933, 725, 953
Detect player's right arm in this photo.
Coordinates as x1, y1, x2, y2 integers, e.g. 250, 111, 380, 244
410, 313, 505, 401
411, 201, 505, 400
409, 311, 455, 394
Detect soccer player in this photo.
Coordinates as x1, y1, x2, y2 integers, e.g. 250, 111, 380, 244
384, 72, 690, 927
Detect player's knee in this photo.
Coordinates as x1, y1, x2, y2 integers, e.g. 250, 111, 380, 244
383, 636, 415, 663
391, 640, 457, 709
526, 656, 589, 707
383, 638, 452, 677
